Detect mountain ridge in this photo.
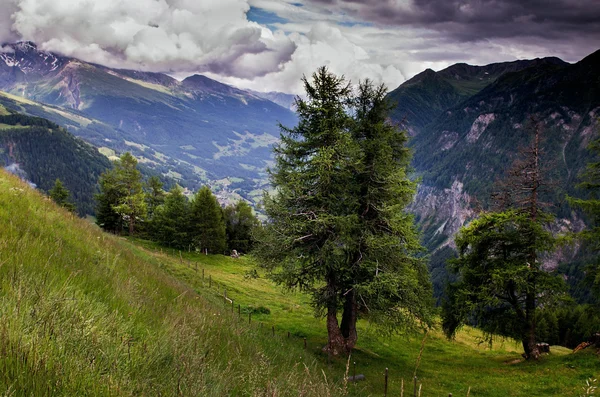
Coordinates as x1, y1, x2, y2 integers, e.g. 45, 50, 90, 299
0, 41, 298, 203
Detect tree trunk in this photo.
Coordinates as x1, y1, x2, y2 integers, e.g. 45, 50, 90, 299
326, 306, 347, 356
522, 291, 540, 360
340, 289, 358, 351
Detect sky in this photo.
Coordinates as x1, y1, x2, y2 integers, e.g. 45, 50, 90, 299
0, 0, 599, 94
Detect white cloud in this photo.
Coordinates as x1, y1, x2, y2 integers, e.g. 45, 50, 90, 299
1, 0, 596, 94
215, 22, 408, 94
1, 0, 295, 78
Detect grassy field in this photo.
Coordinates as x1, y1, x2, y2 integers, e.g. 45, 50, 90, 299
0, 170, 342, 396
1, 168, 598, 396
132, 241, 600, 397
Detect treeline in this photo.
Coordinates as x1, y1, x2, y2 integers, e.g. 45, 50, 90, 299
0, 113, 60, 129
95, 152, 259, 254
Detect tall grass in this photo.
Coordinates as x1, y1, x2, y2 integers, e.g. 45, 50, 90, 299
0, 170, 343, 396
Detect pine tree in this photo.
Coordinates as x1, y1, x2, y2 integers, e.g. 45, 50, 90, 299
569, 132, 600, 297
111, 152, 147, 235
443, 121, 567, 359
96, 170, 123, 233
152, 185, 190, 248
254, 69, 433, 355
95, 152, 146, 235
224, 200, 260, 254
146, 176, 166, 218
190, 186, 226, 254
340, 80, 433, 349
48, 178, 76, 213
144, 176, 166, 238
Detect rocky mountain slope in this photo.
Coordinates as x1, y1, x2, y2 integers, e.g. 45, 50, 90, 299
0, 42, 297, 203
388, 50, 600, 296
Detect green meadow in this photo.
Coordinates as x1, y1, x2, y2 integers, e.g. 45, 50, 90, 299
0, 169, 598, 396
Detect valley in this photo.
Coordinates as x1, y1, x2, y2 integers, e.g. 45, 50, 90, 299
0, 37, 599, 396
1, 169, 597, 396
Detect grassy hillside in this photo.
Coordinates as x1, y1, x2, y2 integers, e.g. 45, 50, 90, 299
1, 168, 598, 396
0, 169, 339, 396
136, 240, 600, 396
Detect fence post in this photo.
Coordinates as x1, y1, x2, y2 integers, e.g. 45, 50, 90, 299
304, 337, 307, 349
209, 275, 212, 288
248, 312, 251, 325
287, 331, 290, 338
353, 361, 356, 382
413, 376, 417, 397
384, 368, 388, 397
272, 325, 275, 337
202, 268, 205, 280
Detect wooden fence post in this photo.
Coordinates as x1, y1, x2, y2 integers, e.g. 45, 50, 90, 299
248, 312, 251, 325
304, 337, 307, 349
413, 376, 417, 397
384, 368, 388, 397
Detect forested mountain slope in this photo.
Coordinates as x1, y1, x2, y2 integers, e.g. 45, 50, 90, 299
387, 57, 567, 136
0, 104, 110, 215
389, 49, 600, 296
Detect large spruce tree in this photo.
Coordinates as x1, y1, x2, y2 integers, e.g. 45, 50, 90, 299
254, 68, 433, 355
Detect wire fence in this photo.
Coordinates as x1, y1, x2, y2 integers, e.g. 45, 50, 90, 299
163, 250, 471, 397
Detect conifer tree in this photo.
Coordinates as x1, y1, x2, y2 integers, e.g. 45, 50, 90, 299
112, 152, 147, 235
146, 176, 166, 218
443, 121, 567, 360
254, 69, 433, 355
144, 175, 166, 237
224, 200, 260, 253
152, 185, 190, 248
569, 133, 600, 297
49, 178, 76, 213
190, 186, 226, 254
96, 169, 123, 233
96, 152, 146, 235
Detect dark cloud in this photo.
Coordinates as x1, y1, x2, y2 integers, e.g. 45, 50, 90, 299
307, 0, 600, 41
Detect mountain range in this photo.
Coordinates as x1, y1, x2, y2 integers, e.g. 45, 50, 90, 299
0, 41, 297, 204
389, 49, 600, 296
1, 42, 599, 297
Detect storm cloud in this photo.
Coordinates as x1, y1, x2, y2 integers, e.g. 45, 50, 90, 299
306, 0, 600, 41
